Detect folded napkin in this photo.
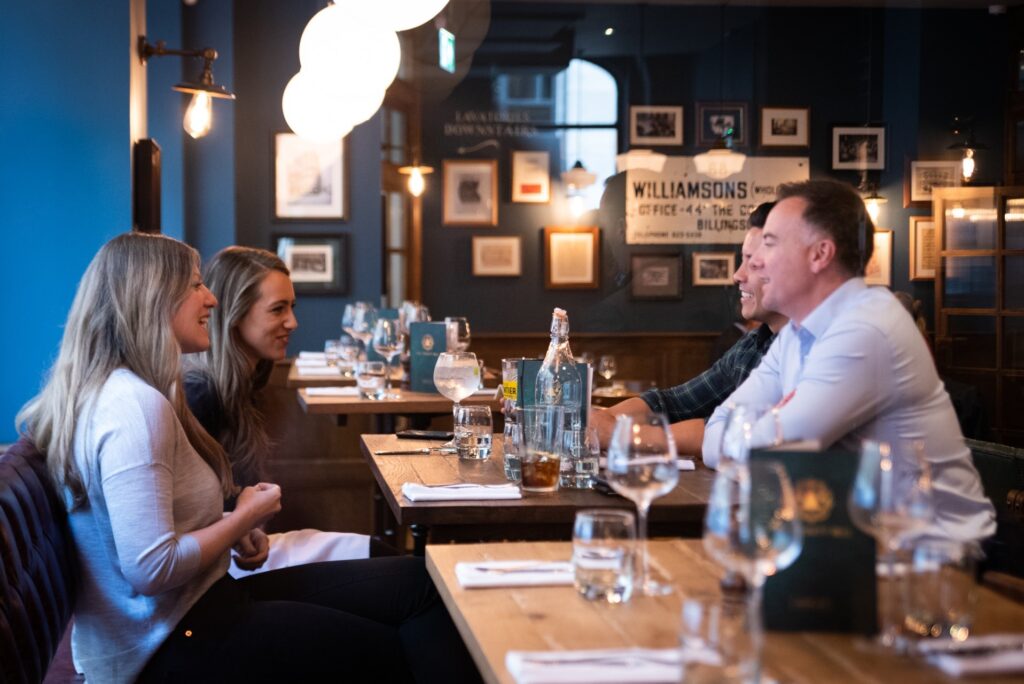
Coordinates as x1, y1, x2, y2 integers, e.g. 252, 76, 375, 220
455, 560, 574, 589
298, 351, 327, 360
305, 386, 360, 397
296, 366, 342, 377
506, 648, 684, 684
295, 357, 331, 367
400, 482, 522, 502
599, 457, 696, 471
472, 386, 500, 396
919, 634, 1024, 678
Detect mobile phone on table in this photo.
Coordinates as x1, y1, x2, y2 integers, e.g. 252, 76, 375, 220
396, 429, 454, 440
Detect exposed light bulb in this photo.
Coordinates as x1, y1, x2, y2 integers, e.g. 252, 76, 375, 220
569, 194, 585, 218
407, 168, 426, 197
183, 91, 212, 139
604, 27, 614, 36
961, 148, 976, 182
865, 198, 881, 224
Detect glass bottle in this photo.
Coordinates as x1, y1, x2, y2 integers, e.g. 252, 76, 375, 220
535, 308, 583, 487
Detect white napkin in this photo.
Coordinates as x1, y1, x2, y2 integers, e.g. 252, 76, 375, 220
455, 560, 574, 588
295, 357, 331, 367
506, 648, 684, 684
472, 386, 500, 396
599, 457, 695, 471
919, 634, 1024, 677
296, 366, 342, 376
305, 386, 360, 397
400, 482, 522, 502
298, 351, 327, 360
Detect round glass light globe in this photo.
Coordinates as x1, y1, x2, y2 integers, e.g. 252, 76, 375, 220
299, 3, 400, 93
281, 71, 352, 143
377, 0, 450, 31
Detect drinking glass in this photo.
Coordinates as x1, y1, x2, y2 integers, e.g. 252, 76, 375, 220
433, 351, 480, 446
903, 539, 981, 643
572, 509, 636, 604
679, 593, 759, 684
519, 405, 564, 493
718, 403, 781, 468
338, 335, 360, 377
372, 318, 405, 398
398, 303, 430, 378
445, 316, 471, 352
454, 405, 492, 461
324, 339, 341, 367
349, 303, 378, 356
355, 361, 387, 400
502, 421, 522, 483
849, 440, 935, 649
606, 412, 680, 595
597, 355, 618, 383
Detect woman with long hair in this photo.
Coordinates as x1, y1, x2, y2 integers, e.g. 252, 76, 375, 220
18, 232, 477, 683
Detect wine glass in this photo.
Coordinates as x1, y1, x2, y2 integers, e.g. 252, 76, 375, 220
445, 316, 471, 352
718, 403, 781, 468
849, 440, 935, 649
350, 303, 378, 357
606, 411, 680, 596
597, 355, 618, 384
433, 351, 480, 446
372, 318, 405, 398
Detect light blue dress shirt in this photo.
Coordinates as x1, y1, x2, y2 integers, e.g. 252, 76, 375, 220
703, 278, 996, 542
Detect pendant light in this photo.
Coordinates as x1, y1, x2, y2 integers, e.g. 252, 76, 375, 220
693, 5, 745, 179
948, 116, 987, 183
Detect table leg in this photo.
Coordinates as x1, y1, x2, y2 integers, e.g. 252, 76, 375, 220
410, 524, 430, 557
371, 482, 399, 548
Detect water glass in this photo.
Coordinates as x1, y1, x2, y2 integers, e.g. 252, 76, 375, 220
356, 361, 387, 400
572, 510, 635, 604
338, 335, 360, 376
519, 405, 564, 492
679, 593, 759, 684
903, 539, 980, 642
502, 421, 522, 483
455, 405, 493, 461
563, 426, 599, 489
500, 357, 526, 418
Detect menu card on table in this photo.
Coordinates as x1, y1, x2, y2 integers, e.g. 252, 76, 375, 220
752, 446, 877, 634
409, 321, 448, 393
515, 359, 592, 429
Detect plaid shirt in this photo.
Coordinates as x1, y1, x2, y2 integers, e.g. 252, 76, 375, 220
641, 325, 776, 422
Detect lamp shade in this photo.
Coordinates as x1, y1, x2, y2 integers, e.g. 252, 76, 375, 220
376, 0, 450, 32
298, 3, 400, 95
693, 148, 746, 180
282, 69, 368, 143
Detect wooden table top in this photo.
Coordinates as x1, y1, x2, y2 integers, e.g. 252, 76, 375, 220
298, 388, 503, 415
426, 540, 1024, 684
359, 433, 714, 527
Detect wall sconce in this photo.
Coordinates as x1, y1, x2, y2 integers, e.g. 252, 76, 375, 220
561, 160, 597, 218
858, 172, 887, 224
398, 164, 434, 197
138, 36, 235, 139
948, 116, 987, 183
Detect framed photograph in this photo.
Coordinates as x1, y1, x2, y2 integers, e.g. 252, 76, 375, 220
631, 253, 683, 300
629, 105, 684, 146
544, 226, 600, 289
511, 151, 550, 203
443, 159, 498, 226
697, 102, 748, 146
273, 132, 347, 221
909, 217, 937, 281
832, 126, 886, 170
864, 229, 893, 287
472, 236, 522, 277
760, 107, 810, 147
692, 252, 735, 286
273, 234, 348, 295
904, 160, 962, 208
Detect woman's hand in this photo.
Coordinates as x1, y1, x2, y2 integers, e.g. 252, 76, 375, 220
233, 529, 270, 571
234, 482, 282, 529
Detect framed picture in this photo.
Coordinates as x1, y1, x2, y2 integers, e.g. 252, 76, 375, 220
909, 217, 937, 281
760, 107, 810, 147
511, 151, 550, 203
904, 160, 962, 208
692, 252, 735, 286
631, 253, 683, 300
629, 105, 684, 146
273, 132, 347, 221
544, 226, 600, 289
443, 159, 498, 226
697, 102, 748, 146
831, 126, 886, 170
273, 234, 348, 295
472, 236, 522, 277
864, 229, 893, 287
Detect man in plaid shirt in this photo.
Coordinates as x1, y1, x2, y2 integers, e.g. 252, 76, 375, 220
592, 202, 787, 456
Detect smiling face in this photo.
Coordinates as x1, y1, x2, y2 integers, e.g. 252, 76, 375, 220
236, 270, 297, 366
752, 196, 822, 322
735, 228, 767, 322
172, 267, 218, 353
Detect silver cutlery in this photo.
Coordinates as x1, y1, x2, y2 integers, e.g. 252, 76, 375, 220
374, 448, 457, 455
473, 564, 571, 574
521, 653, 681, 667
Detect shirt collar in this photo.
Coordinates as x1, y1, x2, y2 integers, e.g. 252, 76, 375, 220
789, 277, 867, 342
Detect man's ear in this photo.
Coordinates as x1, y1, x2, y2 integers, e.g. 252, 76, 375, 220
808, 238, 837, 274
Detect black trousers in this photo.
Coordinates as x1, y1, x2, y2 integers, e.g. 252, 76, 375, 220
138, 556, 481, 683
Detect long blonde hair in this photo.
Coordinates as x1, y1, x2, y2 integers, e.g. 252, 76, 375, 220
187, 246, 290, 486
17, 232, 234, 506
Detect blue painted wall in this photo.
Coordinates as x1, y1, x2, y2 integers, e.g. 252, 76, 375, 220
0, 2, 131, 443
147, 0, 185, 240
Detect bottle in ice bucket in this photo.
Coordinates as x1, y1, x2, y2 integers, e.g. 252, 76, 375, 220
534, 308, 583, 488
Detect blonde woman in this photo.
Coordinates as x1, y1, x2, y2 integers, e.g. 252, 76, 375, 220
18, 232, 477, 683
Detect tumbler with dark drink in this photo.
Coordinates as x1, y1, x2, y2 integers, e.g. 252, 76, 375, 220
519, 405, 564, 493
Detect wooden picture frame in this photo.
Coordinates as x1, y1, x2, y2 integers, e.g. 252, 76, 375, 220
511, 151, 550, 203
692, 252, 735, 286
864, 229, 893, 287
760, 107, 810, 147
544, 226, 600, 289
903, 160, 962, 208
831, 126, 886, 171
273, 132, 347, 221
443, 159, 498, 226
697, 102, 748, 146
909, 217, 937, 281
273, 233, 348, 295
472, 236, 522, 277
631, 253, 683, 300
629, 105, 684, 146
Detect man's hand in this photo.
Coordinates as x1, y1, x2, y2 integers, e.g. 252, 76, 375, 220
232, 528, 270, 571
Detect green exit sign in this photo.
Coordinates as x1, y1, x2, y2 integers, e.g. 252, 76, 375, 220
438, 28, 455, 74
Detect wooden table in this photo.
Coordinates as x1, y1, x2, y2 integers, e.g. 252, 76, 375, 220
286, 361, 404, 388
297, 387, 502, 432
361, 433, 714, 555
426, 540, 1024, 684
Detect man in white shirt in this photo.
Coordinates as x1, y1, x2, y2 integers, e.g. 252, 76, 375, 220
702, 179, 995, 541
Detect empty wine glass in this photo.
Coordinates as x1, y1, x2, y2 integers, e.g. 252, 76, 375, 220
849, 440, 935, 649
349, 303, 378, 356
433, 351, 480, 446
597, 355, 618, 384
606, 412, 680, 596
445, 316, 471, 352
372, 318, 405, 398
718, 403, 781, 468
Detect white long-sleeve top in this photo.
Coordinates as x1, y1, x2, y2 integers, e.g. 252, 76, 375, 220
69, 368, 228, 683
